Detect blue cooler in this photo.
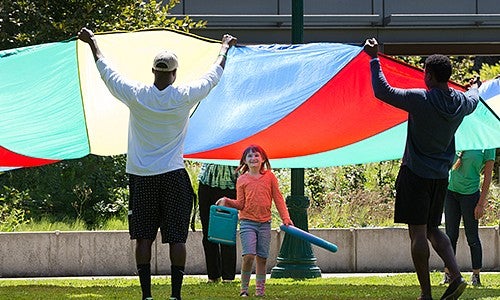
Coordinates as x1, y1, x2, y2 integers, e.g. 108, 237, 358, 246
208, 205, 239, 245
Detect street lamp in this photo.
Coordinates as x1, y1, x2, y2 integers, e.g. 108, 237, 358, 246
271, 0, 321, 279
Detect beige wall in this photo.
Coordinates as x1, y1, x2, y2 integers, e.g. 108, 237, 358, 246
0, 227, 498, 277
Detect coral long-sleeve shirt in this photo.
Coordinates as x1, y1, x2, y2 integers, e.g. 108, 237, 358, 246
224, 170, 291, 224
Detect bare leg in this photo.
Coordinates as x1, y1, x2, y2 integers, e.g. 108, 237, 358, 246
255, 256, 267, 296
136, 239, 154, 264
472, 268, 481, 286
427, 226, 462, 280
240, 254, 255, 295
408, 224, 432, 298
169, 242, 186, 266
255, 256, 267, 275
242, 254, 255, 273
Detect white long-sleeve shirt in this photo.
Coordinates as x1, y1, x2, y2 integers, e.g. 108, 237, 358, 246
96, 58, 223, 175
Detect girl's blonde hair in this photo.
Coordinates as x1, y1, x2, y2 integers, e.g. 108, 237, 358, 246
235, 144, 271, 174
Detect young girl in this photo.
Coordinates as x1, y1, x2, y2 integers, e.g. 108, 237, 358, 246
216, 144, 293, 297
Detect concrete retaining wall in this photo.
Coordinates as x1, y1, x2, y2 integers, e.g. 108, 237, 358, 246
0, 227, 498, 277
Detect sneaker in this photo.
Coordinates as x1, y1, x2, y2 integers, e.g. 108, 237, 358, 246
222, 279, 234, 283
144, 298, 154, 300
207, 277, 221, 283
440, 272, 451, 285
255, 285, 265, 297
239, 291, 249, 297
471, 273, 481, 286
440, 276, 467, 300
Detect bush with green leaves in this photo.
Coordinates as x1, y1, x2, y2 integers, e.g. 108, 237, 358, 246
0, 155, 129, 229
0, 186, 29, 231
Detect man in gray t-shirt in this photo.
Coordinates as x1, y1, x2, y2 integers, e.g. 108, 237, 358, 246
364, 38, 479, 300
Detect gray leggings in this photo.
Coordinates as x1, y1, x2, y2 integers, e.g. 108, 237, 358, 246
444, 190, 482, 270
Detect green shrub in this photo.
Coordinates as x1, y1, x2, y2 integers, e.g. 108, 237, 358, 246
0, 155, 129, 230
0, 186, 29, 231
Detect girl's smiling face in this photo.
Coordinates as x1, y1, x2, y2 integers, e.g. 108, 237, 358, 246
238, 144, 270, 175
245, 150, 263, 170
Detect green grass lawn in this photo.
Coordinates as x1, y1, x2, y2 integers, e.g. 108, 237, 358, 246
0, 272, 498, 299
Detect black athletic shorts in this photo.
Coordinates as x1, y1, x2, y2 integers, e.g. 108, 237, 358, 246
128, 168, 194, 243
394, 165, 448, 226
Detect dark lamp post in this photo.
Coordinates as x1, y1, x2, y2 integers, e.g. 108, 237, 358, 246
271, 0, 321, 279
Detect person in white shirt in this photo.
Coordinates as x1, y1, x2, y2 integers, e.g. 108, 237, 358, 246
78, 27, 237, 300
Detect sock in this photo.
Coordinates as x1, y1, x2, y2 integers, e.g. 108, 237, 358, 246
137, 263, 152, 299
255, 274, 266, 296
240, 271, 251, 294
171, 265, 185, 300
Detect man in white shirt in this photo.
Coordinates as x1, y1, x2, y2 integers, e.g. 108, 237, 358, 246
78, 27, 237, 300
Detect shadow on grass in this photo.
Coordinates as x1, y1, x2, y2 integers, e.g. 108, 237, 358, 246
1, 282, 499, 300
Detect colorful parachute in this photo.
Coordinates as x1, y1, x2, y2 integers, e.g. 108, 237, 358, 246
1, 29, 499, 171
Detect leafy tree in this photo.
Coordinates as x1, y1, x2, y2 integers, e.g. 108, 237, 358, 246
396, 55, 479, 85
477, 62, 500, 81
0, 0, 205, 50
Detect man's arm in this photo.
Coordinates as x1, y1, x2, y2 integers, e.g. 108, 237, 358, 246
363, 38, 416, 111
178, 34, 238, 106
78, 27, 103, 62
214, 34, 237, 69
77, 27, 139, 105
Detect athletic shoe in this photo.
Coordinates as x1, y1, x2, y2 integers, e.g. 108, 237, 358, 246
471, 273, 481, 286
440, 272, 451, 284
239, 291, 249, 297
440, 276, 467, 300
207, 277, 221, 283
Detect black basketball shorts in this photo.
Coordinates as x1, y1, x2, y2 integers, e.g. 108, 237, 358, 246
128, 168, 194, 243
